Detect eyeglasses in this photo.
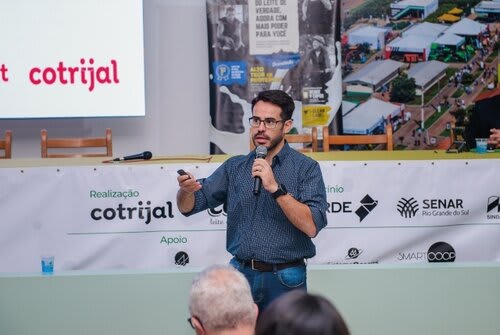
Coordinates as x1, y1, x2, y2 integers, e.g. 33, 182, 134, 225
187, 317, 195, 329
187, 317, 204, 330
249, 117, 287, 129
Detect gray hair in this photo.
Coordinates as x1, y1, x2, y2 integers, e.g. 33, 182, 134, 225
189, 264, 256, 331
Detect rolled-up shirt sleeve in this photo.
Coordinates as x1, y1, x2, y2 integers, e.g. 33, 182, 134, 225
298, 161, 328, 235
182, 164, 228, 217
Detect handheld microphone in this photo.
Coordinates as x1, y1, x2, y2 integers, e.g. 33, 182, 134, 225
113, 151, 153, 162
253, 145, 267, 195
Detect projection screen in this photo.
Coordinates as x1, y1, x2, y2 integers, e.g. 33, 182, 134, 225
0, 0, 145, 118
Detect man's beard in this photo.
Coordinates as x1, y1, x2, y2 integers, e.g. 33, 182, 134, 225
253, 131, 285, 152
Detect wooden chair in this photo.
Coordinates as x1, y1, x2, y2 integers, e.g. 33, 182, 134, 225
41, 128, 113, 158
250, 127, 319, 152
285, 127, 318, 152
322, 124, 393, 151
0, 130, 12, 159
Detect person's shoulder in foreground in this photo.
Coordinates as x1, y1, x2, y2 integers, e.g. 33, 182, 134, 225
255, 289, 350, 335
188, 264, 258, 335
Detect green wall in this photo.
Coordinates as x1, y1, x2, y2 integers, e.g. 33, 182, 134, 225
1, 264, 499, 335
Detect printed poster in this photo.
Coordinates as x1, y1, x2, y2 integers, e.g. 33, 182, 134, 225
206, 0, 342, 154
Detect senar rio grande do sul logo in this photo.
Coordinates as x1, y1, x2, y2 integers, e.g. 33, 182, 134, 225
397, 197, 419, 218
397, 197, 468, 218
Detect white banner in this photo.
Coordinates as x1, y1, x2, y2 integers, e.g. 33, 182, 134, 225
0, 159, 499, 273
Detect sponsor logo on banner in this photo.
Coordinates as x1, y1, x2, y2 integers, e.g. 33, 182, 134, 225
427, 242, 456, 263
207, 205, 227, 225
327, 247, 378, 264
397, 197, 469, 218
355, 194, 378, 222
345, 247, 363, 260
397, 197, 419, 218
397, 241, 456, 263
89, 188, 175, 224
486, 196, 500, 220
327, 191, 378, 223
175, 251, 190, 266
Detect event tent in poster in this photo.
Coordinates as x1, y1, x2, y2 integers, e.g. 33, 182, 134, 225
474, 1, 500, 20
390, 0, 439, 20
344, 59, 404, 94
438, 13, 461, 23
432, 33, 466, 48
402, 22, 448, 39
386, 34, 436, 61
341, 100, 358, 116
407, 60, 448, 95
445, 18, 488, 37
343, 97, 401, 134
348, 25, 388, 50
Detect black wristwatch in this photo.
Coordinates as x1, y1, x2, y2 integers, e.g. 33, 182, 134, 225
271, 184, 287, 199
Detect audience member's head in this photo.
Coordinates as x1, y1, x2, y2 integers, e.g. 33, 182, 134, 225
255, 290, 350, 335
188, 264, 258, 335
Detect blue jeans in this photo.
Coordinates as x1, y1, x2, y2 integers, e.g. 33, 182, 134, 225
229, 257, 307, 312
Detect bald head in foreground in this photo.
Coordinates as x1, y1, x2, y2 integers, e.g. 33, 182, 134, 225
188, 265, 258, 335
